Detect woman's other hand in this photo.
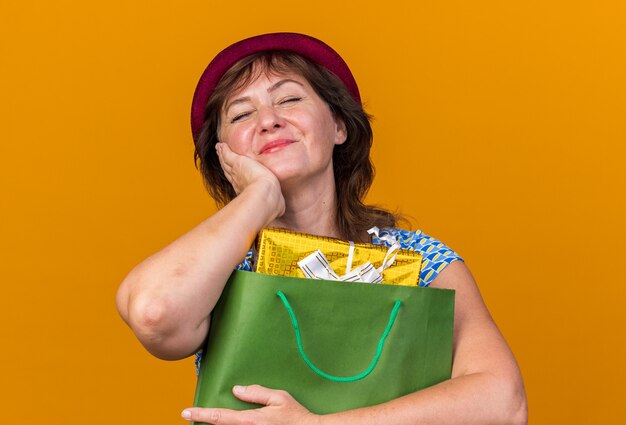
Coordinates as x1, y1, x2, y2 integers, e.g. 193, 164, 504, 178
181, 385, 320, 425
216, 142, 285, 221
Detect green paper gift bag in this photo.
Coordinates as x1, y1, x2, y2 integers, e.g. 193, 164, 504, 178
192, 271, 455, 417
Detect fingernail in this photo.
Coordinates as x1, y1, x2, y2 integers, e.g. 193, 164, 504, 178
233, 385, 245, 394
181, 409, 192, 420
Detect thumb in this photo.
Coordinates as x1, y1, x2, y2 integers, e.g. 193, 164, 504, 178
232, 384, 290, 406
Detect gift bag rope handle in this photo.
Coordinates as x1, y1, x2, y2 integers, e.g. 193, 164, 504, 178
276, 291, 402, 382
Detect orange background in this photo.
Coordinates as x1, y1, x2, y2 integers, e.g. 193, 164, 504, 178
2, 1, 624, 423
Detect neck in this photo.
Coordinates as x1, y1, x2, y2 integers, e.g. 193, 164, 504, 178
269, 173, 341, 239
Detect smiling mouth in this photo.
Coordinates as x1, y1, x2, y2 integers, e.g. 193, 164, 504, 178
259, 139, 295, 155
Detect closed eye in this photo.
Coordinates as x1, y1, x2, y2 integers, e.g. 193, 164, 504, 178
231, 111, 252, 123
279, 97, 302, 104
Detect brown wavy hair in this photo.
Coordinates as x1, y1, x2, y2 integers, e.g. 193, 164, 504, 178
193, 51, 399, 241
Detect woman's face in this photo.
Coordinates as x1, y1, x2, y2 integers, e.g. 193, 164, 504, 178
218, 69, 347, 188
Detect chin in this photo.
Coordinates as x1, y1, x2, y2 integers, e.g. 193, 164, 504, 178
260, 157, 332, 188
269, 166, 304, 183
260, 157, 302, 179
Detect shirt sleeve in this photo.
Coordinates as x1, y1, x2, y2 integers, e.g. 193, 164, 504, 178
235, 247, 255, 271
372, 228, 464, 287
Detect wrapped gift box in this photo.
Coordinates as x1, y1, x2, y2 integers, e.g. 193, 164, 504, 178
255, 228, 422, 286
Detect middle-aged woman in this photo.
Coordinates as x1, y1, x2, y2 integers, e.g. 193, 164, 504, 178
116, 32, 527, 424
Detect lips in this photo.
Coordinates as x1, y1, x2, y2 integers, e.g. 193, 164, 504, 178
259, 139, 296, 155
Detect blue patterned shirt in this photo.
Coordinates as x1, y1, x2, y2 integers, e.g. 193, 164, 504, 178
194, 228, 462, 373
371, 228, 463, 286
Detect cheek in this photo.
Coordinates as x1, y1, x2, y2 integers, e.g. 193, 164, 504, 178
311, 114, 340, 149
220, 126, 254, 155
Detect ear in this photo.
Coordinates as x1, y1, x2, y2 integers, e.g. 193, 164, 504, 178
333, 116, 347, 145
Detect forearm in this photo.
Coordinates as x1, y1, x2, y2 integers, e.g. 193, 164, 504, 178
320, 372, 527, 425
116, 181, 282, 359
319, 263, 529, 425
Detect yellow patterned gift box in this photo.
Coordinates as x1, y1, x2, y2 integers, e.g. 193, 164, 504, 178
255, 228, 422, 286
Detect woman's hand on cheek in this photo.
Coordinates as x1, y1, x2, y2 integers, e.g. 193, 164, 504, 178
216, 143, 275, 195
181, 384, 321, 425
216, 143, 285, 219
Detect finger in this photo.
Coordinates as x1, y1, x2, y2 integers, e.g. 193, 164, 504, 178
219, 158, 234, 184
216, 145, 236, 186
217, 142, 238, 165
232, 384, 291, 407
216, 143, 232, 168
216, 144, 233, 173
181, 407, 253, 425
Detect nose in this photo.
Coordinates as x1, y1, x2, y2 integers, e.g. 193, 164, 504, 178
256, 105, 285, 134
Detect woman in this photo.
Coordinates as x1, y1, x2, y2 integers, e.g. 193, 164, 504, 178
116, 32, 527, 424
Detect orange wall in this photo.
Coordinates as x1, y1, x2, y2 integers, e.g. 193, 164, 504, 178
2, 1, 624, 423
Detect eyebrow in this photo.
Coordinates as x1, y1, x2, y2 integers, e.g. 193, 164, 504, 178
224, 79, 304, 115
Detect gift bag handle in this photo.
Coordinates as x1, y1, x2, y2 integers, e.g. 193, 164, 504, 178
276, 291, 402, 383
